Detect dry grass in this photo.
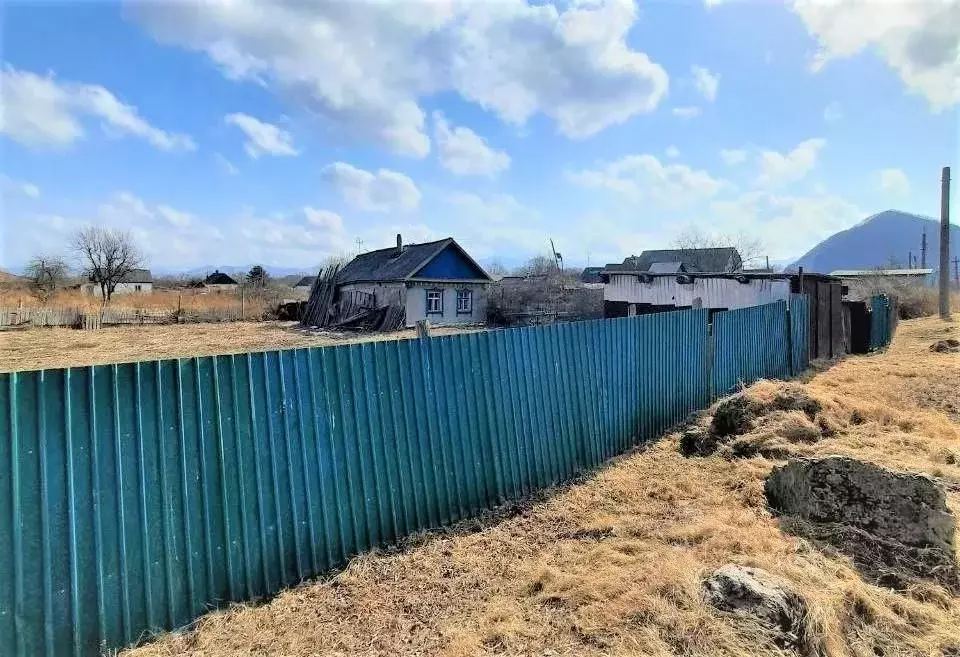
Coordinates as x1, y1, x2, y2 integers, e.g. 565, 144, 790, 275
124, 315, 960, 657
0, 288, 276, 317
0, 322, 477, 373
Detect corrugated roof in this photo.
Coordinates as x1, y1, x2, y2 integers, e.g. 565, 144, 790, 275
336, 237, 490, 284
647, 261, 685, 274
831, 269, 933, 277
608, 248, 741, 273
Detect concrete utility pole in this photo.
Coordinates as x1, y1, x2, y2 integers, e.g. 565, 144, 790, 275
921, 229, 928, 269
940, 166, 952, 320
954, 256, 959, 288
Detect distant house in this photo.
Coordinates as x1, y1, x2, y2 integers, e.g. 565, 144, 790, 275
80, 268, 152, 297
580, 266, 604, 286
336, 235, 492, 327
203, 270, 238, 292
614, 248, 743, 274
294, 275, 317, 293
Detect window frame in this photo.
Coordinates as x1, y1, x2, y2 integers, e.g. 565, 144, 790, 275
425, 288, 444, 315
456, 288, 473, 315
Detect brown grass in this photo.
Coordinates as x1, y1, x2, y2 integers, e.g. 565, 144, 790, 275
0, 288, 278, 317
0, 322, 477, 373
124, 314, 960, 657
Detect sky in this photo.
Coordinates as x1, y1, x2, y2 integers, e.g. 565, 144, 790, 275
1, 0, 958, 274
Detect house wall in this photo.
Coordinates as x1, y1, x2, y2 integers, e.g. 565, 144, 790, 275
81, 281, 153, 297
404, 281, 488, 327
604, 275, 790, 310
204, 283, 237, 293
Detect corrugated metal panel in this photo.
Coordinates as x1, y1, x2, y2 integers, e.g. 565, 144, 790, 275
869, 295, 895, 350
789, 294, 810, 374
712, 301, 792, 396
604, 275, 791, 310
1, 306, 800, 657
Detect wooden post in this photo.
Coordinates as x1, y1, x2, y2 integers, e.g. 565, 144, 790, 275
415, 319, 431, 340
940, 166, 951, 320
241, 288, 245, 319
177, 291, 182, 323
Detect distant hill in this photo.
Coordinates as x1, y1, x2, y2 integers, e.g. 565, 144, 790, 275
153, 264, 313, 278
789, 210, 959, 274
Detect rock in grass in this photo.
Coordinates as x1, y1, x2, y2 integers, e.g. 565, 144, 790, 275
710, 395, 762, 437
765, 457, 956, 552
703, 565, 808, 649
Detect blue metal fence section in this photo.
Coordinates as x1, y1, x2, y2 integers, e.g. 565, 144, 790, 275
711, 300, 793, 397
869, 295, 896, 351
1, 309, 721, 657
789, 294, 810, 375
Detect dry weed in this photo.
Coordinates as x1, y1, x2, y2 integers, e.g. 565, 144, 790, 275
122, 315, 960, 657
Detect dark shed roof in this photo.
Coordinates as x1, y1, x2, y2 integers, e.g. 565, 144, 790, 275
116, 268, 152, 283
204, 270, 237, 285
606, 247, 742, 274
336, 237, 491, 285
294, 275, 317, 288
580, 266, 604, 284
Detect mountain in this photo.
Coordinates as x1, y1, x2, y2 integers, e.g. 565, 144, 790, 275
152, 264, 313, 278
789, 210, 959, 274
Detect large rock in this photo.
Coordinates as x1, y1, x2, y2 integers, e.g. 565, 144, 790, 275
703, 565, 808, 649
765, 457, 956, 552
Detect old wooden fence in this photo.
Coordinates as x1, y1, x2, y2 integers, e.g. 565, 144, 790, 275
1, 298, 812, 656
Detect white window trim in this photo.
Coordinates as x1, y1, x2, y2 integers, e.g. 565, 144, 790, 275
426, 288, 443, 315
456, 289, 473, 314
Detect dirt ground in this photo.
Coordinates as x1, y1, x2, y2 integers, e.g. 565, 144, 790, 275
0, 321, 477, 372
126, 315, 960, 657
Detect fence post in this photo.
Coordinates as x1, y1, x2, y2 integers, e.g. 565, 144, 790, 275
241, 288, 245, 319
416, 319, 432, 340
707, 317, 715, 401
785, 301, 794, 377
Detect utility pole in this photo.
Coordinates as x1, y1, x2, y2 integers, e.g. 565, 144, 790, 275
939, 166, 951, 319
953, 256, 959, 288
908, 250, 913, 269
921, 228, 928, 269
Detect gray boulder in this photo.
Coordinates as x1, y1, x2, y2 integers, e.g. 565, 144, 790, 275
703, 565, 808, 649
765, 456, 956, 552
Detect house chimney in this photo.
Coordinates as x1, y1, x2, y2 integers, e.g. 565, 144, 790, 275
396, 233, 403, 256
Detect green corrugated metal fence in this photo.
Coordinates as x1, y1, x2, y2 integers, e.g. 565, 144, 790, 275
869, 294, 897, 351
0, 302, 813, 656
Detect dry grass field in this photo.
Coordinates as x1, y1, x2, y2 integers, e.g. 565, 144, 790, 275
0, 321, 478, 372
0, 287, 277, 318
125, 315, 960, 657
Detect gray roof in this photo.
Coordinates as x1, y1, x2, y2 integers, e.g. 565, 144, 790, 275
580, 266, 604, 284
605, 247, 741, 274
294, 275, 317, 288
647, 261, 686, 274
336, 237, 490, 284
118, 268, 152, 283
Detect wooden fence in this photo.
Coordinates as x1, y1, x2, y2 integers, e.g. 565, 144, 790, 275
0, 307, 249, 329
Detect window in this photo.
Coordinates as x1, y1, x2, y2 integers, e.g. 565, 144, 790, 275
456, 289, 473, 314
134, 284, 142, 292
426, 289, 443, 314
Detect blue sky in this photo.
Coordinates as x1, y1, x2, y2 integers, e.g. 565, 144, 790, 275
1, 0, 957, 273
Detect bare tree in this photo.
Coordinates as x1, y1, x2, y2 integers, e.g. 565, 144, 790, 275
484, 259, 508, 278
25, 255, 69, 304
672, 227, 766, 271
71, 226, 145, 303
516, 254, 559, 276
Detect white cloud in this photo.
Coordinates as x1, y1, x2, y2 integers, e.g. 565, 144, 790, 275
215, 153, 239, 175
710, 190, 865, 260
0, 65, 195, 151
878, 168, 910, 195
225, 113, 298, 158
792, 0, 960, 110
321, 162, 421, 213
672, 106, 701, 118
665, 145, 680, 159
303, 207, 345, 233
0, 175, 40, 198
755, 138, 825, 187
433, 112, 510, 177
156, 205, 193, 228
720, 148, 747, 166
444, 191, 536, 224
567, 154, 727, 208
823, 101, 842, 122
131, 0, 669, 156
691, 65, 720, 102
